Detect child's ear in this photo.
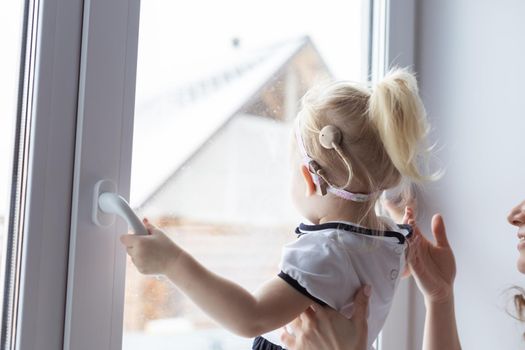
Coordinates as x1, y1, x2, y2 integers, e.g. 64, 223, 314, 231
300, 165, 316, 197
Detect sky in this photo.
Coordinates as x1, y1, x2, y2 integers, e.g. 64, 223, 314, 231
0, 0, 364, 216
137, 0, 363, 79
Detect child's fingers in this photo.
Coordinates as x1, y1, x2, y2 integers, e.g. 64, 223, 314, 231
143, 218, 153, 228
125, 246, 136, 258
142, 218, 160, 235
120, 234, 137, 248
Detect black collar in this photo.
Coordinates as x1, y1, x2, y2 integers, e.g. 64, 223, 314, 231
295, 222, 412, 245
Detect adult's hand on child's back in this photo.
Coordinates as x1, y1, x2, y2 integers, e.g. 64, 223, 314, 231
120, 219, 183, 275
404, 208, 456, 304
280, 285, 371, 350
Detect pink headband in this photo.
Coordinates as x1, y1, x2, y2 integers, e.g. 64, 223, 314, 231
295, 123, 374, 202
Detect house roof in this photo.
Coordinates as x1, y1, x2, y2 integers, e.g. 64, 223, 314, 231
130, 36, 315, 207
138, 113, 302, 225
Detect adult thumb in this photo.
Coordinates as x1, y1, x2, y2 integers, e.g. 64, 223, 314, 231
431, 214, 450, 248
352, 285, 371, 324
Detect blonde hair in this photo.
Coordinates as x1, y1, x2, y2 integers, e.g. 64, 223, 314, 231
297, 67, 434, 215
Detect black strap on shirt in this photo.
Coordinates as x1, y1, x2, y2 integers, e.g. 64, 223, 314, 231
295, 222, 412, 244
277, 271, 327, 306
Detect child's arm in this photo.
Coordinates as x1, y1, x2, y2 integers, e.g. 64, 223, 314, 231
120, 220, 313, 338
167, 251, 313, 337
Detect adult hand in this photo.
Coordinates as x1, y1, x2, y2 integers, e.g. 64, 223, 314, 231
120, 218, 183, 275
404, 208, 456, 304
280, 285, 371, 350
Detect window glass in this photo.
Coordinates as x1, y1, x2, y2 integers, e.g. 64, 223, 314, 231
124, 1, 363, 348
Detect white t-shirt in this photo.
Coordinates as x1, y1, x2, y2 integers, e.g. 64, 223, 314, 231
256, 216, 411, 350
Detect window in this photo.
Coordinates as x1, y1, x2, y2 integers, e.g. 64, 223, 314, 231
1, 0, 415, 349
123, 1, 364, 349
0, 0, 85, 348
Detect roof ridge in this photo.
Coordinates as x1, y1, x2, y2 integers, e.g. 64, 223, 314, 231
136, 37, 311, 112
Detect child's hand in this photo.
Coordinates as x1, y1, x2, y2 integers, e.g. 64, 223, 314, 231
119, 219, 183, 275
403, 207, 456, 304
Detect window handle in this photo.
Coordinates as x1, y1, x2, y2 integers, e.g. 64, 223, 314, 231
92, 179, 148, 235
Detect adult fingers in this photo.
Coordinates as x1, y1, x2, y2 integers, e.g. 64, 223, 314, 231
405, 219, 422, 270
309, 304, 330, 323
352, 285, 371, 324
289, 314, 303, 330
300, 306, 317, 323
431, 214, 450, 248
407, 218, 424, 240
408, 246, 426, 277
402, 206, 414, 224
401, 262, 412, 278
298, 307, 316, 332
280, 327, 296, 349
406, 228, 421, 259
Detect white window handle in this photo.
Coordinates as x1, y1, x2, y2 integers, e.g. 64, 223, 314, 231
98, 192, 148, 235
92, 179, 148, 235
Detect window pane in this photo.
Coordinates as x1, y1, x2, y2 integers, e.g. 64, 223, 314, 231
124, 1, 363, 349
0, 0, 29, 347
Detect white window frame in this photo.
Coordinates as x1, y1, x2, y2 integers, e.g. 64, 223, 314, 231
8, 0, 420, 349
371, 1, 422, 350
8, 0, 84, 348
7, 0, 139, 349
63, 0, 140, 349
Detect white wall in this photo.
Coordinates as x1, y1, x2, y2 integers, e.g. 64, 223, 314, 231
414, 1, 525, 348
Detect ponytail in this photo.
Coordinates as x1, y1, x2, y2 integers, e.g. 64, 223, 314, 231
369, 68, 433, 182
